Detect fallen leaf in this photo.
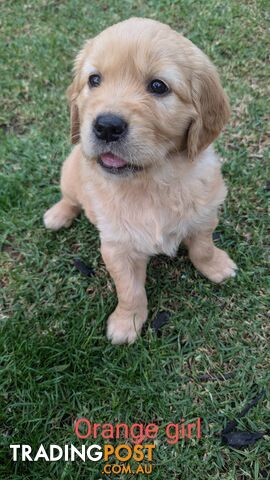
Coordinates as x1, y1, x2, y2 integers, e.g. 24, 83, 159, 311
152, 311, 171, 334
221, 431, 265, 448
73, 258, 95, 277
220, 389, 267, 449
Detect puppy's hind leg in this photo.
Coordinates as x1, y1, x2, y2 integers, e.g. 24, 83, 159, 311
184, 227, 237, 283
44, 147, 81, 231
44, 198, 80, 231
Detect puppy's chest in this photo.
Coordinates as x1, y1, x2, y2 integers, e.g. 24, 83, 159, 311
92, 187, 191, 256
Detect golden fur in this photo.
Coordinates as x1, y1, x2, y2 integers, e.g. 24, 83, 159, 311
44, 18, 237, 344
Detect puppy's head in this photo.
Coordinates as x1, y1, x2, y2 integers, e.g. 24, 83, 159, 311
67, 18, 230, 176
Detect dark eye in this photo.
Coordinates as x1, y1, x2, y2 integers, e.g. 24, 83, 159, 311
88, 74, 102, 88
148, 79, 169, 95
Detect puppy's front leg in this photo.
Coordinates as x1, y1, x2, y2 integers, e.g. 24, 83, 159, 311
101, 242, 148, 344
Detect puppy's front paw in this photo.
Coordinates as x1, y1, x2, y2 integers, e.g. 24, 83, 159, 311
44, 201, 78, 231
196, 248, 237, 283
107, 307, 147, 345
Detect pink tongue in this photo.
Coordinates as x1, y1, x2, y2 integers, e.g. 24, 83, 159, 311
100, 152, 127, 168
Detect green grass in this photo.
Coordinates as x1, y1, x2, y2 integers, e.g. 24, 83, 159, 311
0, 0, 269, 478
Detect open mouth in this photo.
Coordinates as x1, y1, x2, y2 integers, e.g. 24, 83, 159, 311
97, 152, 143, 175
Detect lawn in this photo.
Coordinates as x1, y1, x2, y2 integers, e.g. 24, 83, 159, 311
0, 0, 269, 479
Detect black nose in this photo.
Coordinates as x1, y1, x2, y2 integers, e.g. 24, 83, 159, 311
93, 114, 128, 142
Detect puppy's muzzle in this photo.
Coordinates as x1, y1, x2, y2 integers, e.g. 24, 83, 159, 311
93, 114, 128, 143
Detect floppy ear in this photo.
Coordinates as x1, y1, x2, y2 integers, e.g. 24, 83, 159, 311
66, 40, 93, 145
66, 82, 80, 144
187, 64, 230, 160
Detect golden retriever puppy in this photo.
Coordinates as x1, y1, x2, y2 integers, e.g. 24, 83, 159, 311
44, 17, 237, 344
